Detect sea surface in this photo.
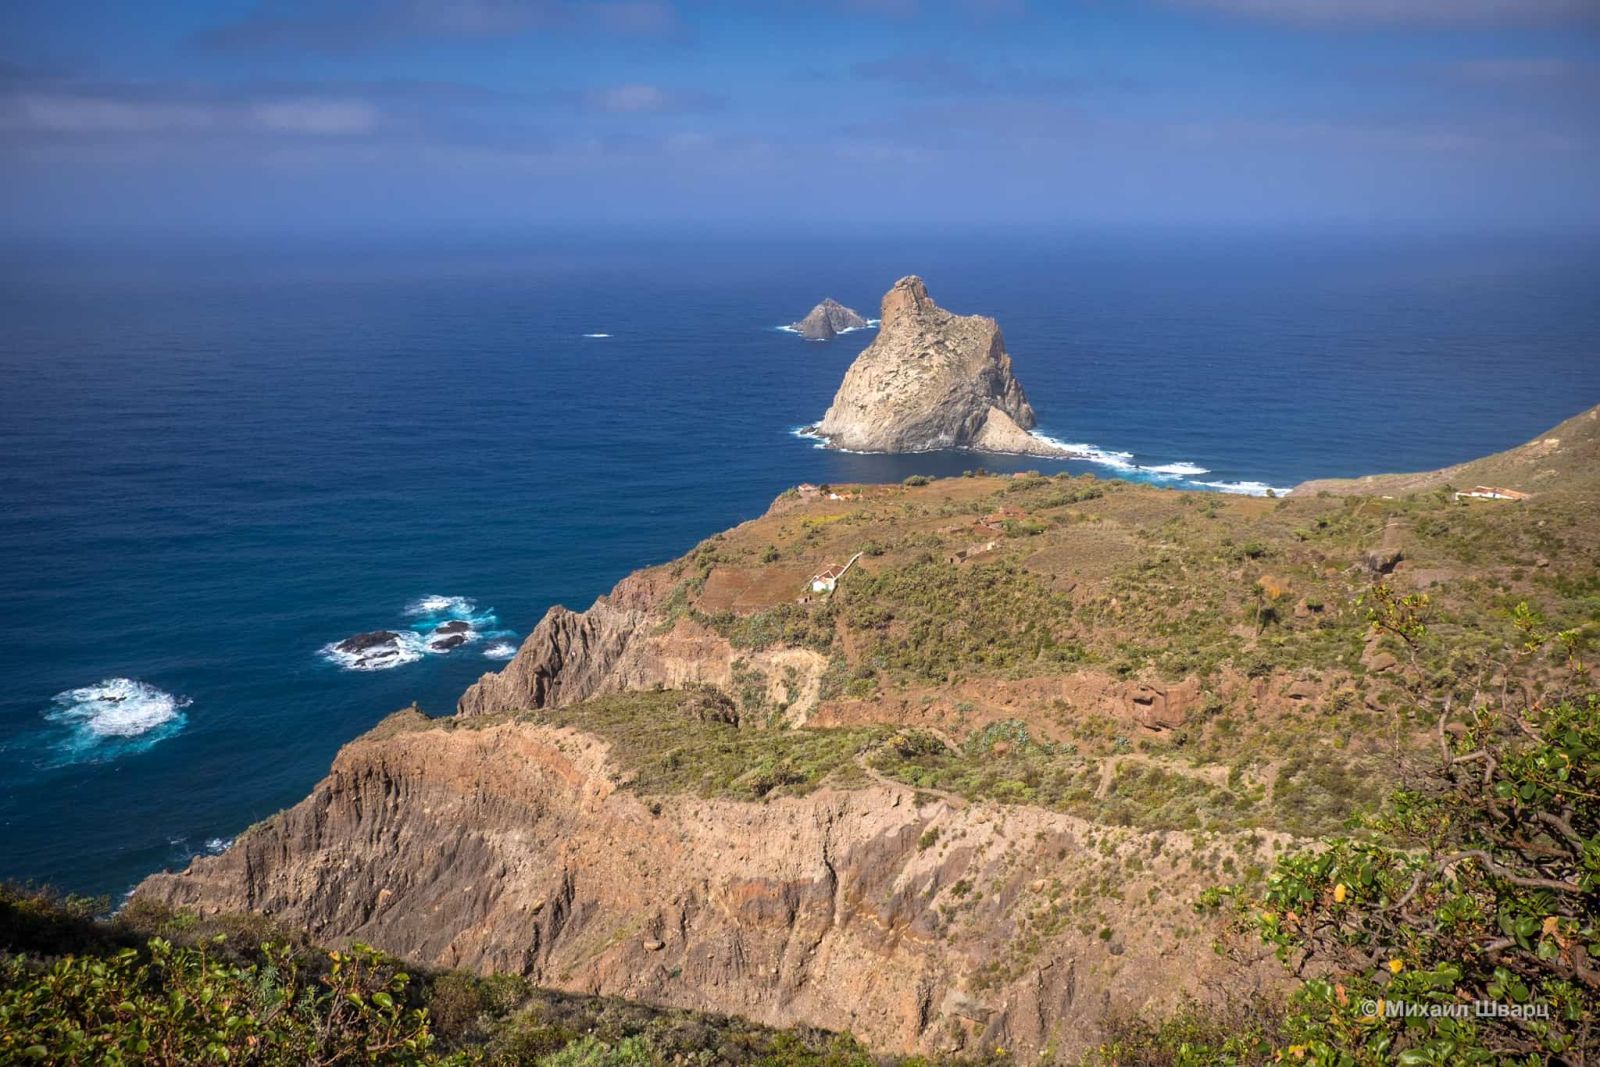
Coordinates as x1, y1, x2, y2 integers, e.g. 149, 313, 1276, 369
2, 227, 1597, 897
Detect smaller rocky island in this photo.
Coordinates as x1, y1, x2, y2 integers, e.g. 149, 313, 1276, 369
786, 298, 869, 341
806, 275, 1079, 456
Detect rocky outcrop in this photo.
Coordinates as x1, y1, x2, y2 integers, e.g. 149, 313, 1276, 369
808, 277, 1071, 456
456, 567, 830, 722
136, 711, 1282, 1060
788, 298, 869, 341
1292, 401, 1600, 498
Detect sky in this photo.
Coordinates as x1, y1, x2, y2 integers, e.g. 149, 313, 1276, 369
1, 0, 1597, 234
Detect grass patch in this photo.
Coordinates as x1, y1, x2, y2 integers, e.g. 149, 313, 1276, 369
518, 691, 886, 802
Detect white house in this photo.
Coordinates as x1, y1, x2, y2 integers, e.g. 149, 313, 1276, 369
808, 551, 864, 594
1455, 485, 1531, 502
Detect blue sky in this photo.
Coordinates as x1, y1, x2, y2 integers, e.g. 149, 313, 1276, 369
2, 0, 1597, 232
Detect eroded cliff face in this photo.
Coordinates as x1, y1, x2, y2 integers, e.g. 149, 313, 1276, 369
136, 473, 1439, 1061
136, 711, 1281, 1060
456, 566, 831, 722
810, 277, 1064, 455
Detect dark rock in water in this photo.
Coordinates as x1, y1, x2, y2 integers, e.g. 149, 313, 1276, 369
430, 634, 468, 651
435, 620, 473, 635
789, 298, 868, 341
336, 631, 402, 654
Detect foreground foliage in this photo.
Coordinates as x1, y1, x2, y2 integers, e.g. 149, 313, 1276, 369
0, 887, 1008, 1066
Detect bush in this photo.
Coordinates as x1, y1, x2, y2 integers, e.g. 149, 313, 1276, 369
0, 935, 457, 1066
1201, 691, 1599, 1064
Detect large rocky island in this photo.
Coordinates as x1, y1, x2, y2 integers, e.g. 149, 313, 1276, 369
807, 276, 1075, 456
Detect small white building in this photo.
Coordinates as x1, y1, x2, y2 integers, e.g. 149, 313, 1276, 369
807, 551, 864, 594
810, 564, 848, 593
1455, 485, 1531, 502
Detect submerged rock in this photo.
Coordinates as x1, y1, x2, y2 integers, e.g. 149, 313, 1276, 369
788, 298, 868, 341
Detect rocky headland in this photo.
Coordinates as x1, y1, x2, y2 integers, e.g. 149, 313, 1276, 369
1292, 400, 1600, 498
806, 276, 1075, 456
133, 409, 1600, 1062
788, 298, 869, 341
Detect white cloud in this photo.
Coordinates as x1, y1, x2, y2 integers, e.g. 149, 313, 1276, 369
1168, 0, 1595, 25
1445, 57, 1591, 85
15, 95, 218, 134
253, 98, 379, 134
589, 83, 669, 112
579, 83, 715, 113
2, 92, 382, 139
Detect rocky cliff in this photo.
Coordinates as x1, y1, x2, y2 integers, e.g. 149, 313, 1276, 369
137, 705, 1281, 1059
808, 277, 1069, 455
788, 298, 869, 341
132, 466, 1599, 1062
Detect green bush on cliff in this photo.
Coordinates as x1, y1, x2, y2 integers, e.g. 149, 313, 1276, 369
0, 926, 459, 1066
1214, 691, 1597, 1064
0, 886, 1013, 1066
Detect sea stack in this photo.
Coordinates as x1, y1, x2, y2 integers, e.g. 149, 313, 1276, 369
788, 298, 869, 340
808, 275, 1066, 455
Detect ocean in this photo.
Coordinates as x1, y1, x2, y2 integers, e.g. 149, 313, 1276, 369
2, 227, 1597, 898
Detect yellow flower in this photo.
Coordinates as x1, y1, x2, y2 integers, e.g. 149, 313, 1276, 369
1388, 959, 1404, 975
1333, 883, 1348, 903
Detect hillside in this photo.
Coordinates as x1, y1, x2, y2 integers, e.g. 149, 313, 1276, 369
1292, 401, 1600, 498
133, 465, 1600, 1061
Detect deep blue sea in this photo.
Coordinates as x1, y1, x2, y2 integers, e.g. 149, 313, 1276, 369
3, 228, 1598, 898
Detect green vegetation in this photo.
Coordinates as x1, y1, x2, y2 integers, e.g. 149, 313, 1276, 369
698, 602, 837, 654
507, 690, 886, 801
1186, 689, 1598, 1065
1116, 612, 1599, 1065
867, 722, 1376, 837
0, 887, 1010, 1066
839, 560, 1085, 683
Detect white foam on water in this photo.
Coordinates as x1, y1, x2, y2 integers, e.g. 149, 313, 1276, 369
583, 332, 611, 338
1141, 461, 1211, 476
320, 631, 428, 671
1197, 479, 1294, 497
47, 678, 190, 740
787, 422, 1285, 497
1035, 436, 1138, 469
406, 595, 476, 617
483, 641, 519, 660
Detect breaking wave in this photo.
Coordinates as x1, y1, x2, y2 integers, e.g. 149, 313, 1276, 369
43, 679, 189, 762
324, 596, 514, 670
320, 630, 428, 671
483, 641, 518, 660
406, 595, 476, 617
1195, 479, 1295, 497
